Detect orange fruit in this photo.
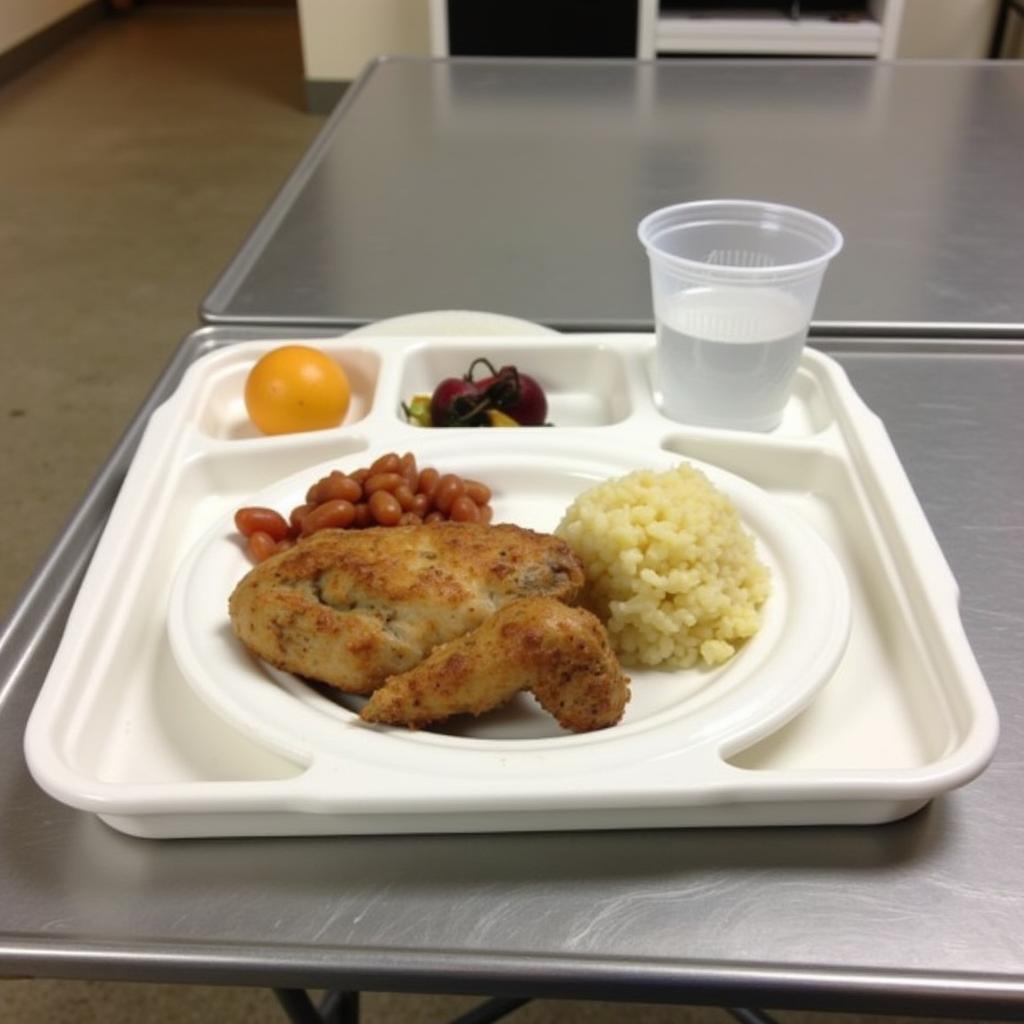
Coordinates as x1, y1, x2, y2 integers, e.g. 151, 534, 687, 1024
244, 345, 351, 435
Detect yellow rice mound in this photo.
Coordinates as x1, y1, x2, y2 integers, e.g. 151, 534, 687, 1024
555, 463, 770, 669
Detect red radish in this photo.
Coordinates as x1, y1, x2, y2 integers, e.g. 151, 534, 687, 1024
467, 359, 549, 426
429, 377, 488, 427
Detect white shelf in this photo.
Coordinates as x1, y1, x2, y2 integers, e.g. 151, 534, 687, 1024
429, 0, 904, 62
655, 13, 884, 56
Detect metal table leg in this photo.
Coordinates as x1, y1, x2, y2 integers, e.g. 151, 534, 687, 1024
727, 1009, 782, 1024
274, 988, 524, 1024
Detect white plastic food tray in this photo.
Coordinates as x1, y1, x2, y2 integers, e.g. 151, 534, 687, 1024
24, 328, 999, 837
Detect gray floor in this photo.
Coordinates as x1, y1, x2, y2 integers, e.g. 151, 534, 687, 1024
0, 9, 998, 1023
0, 6, 320, 623
2, 979, 994, 1024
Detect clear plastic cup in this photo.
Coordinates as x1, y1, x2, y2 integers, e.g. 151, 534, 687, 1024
638, 200, 843, 432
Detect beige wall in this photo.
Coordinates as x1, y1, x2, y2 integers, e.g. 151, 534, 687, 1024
0, 0, 92, 55
297, 0, 430, 82
896, 0, 1000, 58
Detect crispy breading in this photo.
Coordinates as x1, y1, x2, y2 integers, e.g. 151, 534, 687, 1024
361, 596, 630, 733
228, 523, 584, 694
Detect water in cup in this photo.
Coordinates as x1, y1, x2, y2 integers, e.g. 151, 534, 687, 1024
638, 200, 843, 432
657, 285, 807, 431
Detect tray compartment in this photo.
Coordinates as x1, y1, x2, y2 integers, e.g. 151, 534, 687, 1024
664, 433, 842, 479
659, 435, 960, 771
185, 342, 381, 440
182, 435, 373, 502
725, 484, 957, 773
97, 632, 304, 786
396, 341, 636, 427
42, 442, 333, 789
645, 352, 838, 438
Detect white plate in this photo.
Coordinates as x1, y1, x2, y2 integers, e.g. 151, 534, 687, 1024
166, 436, 851, 811
344, 309, 558, 338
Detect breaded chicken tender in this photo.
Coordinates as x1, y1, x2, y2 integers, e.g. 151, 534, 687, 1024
361, 596, 630, 733
228, 523, 584, 694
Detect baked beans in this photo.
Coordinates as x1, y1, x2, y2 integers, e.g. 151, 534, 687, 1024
234, 451, 496, 561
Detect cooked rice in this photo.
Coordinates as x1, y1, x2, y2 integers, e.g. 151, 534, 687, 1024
555, 463, 770, 668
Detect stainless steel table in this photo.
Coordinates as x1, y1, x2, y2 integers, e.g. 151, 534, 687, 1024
2, 326, 1023, 1017
203, 58, 1024, 337
5, 55, 1024, 1018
